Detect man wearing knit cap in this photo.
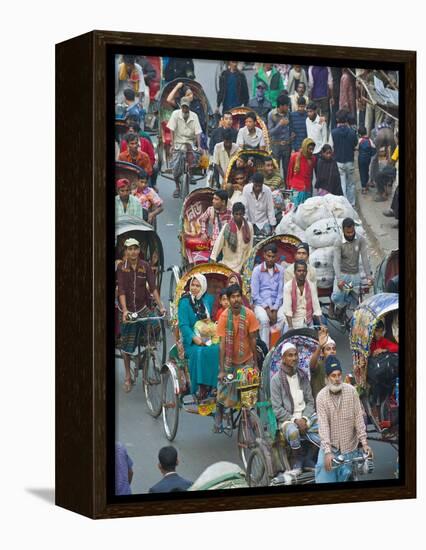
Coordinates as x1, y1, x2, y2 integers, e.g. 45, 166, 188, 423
315, 355, 373, 483
270, 342, 319, 472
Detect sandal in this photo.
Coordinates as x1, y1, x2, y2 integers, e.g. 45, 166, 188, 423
173, 189, 181, 198
123, 378, 133, 393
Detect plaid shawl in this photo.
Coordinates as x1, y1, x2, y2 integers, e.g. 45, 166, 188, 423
225, 306, 247, 369
223, 219, 251, 253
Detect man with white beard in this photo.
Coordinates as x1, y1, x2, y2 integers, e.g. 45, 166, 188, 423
315, 355, 373, 483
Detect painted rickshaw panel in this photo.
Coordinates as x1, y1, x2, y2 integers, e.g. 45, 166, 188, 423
223, 148, 278, 187
179, 188, 215, 265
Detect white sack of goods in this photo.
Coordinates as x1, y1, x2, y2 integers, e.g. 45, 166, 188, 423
293, 196, 329, 230
323, 194, 360, 223
310, 246, 335, 289
305, 218, 341, 249
275, 210, 306, 241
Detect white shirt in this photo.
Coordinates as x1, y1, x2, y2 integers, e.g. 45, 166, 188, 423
227, 189, 247, 209
212, 142, 240, 178
167, 109, 202, 146
210, 221, 254, 273
286, 373, 306, 420
306, 114, 328, 154
283, 279, 322, 328
242, 183, 276, 229
236, 126, 266, 149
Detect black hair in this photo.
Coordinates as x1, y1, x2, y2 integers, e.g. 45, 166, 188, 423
123, 88, 136, 101
294, 259, 308, 270
226, 283, 243, 298
219, 287, 229, 297
214, 189, 229, 203
264, 243, 278, 254
277, 94, 290, 107
158, 446, 178, 472
358, 126, 367, 136
126, 115, 141, 129
297, 242, 310, 254
123, 55, 136, 65
124, 132, 139, 144
252, 172, 264, 185
232, 169, 246, 181
232, 201, 246, 215
342, 217, 355, 229
245, 111, 257, 122
307, 102, 318, 111
347, 114, 356, 126
375, 320, 385, 331
297, 96, 307, 106
321, 144, 333, 154
222, 128, 234, 141
138, 169, 148, 180
296, 81, 306, 91
263, 156, 274, 164
223, 110, 233, 117
336, 109, 348, 124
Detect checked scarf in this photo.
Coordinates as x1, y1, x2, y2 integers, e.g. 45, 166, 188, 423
225, 306, 247, 369
223, 219, 251, 253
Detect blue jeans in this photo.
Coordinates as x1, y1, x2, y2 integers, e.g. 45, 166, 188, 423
337, 161, 355, 207
331, 273, 360, 311
315, 448, 361, 483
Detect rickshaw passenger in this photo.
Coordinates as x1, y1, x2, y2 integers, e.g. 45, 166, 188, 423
226, 170, 247, 209
208, 111, 238, 155
117, 239, 166, 393
330, 217, 373, 320
263, 156, 283, 191
166, 81, 207, 135
284, 242, 317, 284
283, 260, 322, 331
167, 98, 202, 198
118, 133, 153, 176
115, 179, 144, 219
215, 284, 259, 432
236, 112, 266, 151
177, 274, 220, 400
132, 170, 163, 225
210, 202, 254, 273
370, 320, 399, 357
212, 129, 240, 186
116, 55, 146, 104
242, 172, 276, 237
198, 189, 232, 248
251, 243, 285, 348
271, 343, 318, 471
308, 327, 336, 401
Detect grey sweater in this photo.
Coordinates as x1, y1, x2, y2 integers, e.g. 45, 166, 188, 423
271, 369, 315, 423
333, 234, 371, 278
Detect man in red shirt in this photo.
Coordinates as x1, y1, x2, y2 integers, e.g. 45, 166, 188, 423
370, 320, 399, 356
118, 133, 153, 176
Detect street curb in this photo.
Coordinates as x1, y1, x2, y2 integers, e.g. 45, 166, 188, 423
355, 190, 385, 263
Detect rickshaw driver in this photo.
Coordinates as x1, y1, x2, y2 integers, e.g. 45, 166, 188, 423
167, 97, 203, 198
315, 355, 373, 483
271, 343, 319, 472
330, 217, 373, 321
117, 238, 166, 393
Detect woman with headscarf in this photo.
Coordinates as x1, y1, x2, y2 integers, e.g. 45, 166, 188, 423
286, 137, 317, 207
314, 144, 343, 196
177, 273, 220, 399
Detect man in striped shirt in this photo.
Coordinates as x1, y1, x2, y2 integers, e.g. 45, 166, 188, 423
315, 355, 373, 483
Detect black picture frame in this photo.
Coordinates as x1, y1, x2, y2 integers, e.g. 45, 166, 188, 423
56, 30, 416, 519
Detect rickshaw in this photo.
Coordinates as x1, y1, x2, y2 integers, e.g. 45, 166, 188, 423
177, 187, 215, 269
228, 106, 271, 152
161, 263, 266, 468
374, 249, 399, 294
349, 292, 399, 446
223, 149, 278, 188
188, 462, 248, 491
115, 215, 167, 417
156, 78, 212, 197
246, 329, 374, 487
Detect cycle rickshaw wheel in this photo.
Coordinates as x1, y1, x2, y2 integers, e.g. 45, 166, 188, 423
237, 409, 263, 470
142, 323, 163, 417
246, 447, 269, 487
162, 365, 180, 441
